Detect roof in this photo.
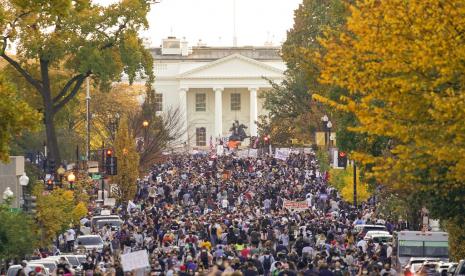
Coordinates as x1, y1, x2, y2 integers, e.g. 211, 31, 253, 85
151, 46, 282, 61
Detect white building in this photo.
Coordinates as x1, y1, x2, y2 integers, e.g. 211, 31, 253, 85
151, 37, 285, 148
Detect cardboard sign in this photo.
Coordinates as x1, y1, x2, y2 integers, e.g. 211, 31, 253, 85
248, 149, 258, 158
275, 148, 290, 161
121, 250, 150, 272
283, 200, 309, 212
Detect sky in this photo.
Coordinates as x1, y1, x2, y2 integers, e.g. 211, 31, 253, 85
98, 0, 302, 47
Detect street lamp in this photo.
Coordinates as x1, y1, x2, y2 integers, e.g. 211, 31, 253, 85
3, 187, 14, 205
57, 166, 65, 188
19, 173, 29, 205
142, 120, 149, 147
327, 120, 333, 147
321, 115, 329, 146
67, 172, 76, 190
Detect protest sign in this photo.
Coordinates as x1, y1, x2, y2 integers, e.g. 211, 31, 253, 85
121, 250, 150, 272
283, 200, 309, 212
275, 148, 290, 160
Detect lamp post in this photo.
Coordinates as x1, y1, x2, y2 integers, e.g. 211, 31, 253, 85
142, 120, 149, 147
19, 173, 29, 207
321, 115, 329, 146
327, 120, 333, 148
67, 172, 76, 190
57, 166, 65, 188
3, 187, 14, 206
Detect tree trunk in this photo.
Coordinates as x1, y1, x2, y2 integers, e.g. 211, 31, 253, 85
43, 91, 61, 164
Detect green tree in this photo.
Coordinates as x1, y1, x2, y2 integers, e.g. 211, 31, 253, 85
0, 0, 154, 163
260, 0, 348, 144
0, 72, 40, 161
0, 202, 39, 260
114, 116, 139, 203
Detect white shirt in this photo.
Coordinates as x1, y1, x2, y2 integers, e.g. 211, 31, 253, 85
67, 229, 76, 241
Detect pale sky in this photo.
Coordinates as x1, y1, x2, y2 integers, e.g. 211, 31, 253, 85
98, 0, 302, 47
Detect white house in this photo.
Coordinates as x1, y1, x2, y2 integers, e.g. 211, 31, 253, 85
150, 37, 285, 148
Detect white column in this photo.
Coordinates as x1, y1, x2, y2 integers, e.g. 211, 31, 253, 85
214, 87, 224, 138
179, 87, 188, 145
249, 87, 258, 136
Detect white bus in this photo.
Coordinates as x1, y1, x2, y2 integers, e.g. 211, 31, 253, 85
395, 231, 449, 270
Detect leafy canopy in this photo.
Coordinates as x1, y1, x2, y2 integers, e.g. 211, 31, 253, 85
0, 72, 40, 161
316, 0, 465, 219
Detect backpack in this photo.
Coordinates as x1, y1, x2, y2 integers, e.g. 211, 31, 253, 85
200, 251, 209, 263
263, 255, 272, 271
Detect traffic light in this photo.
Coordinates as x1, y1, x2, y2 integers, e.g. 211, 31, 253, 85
46, 179, 54, 190
24, 195, 37, 214
338, 151, 348, 168
263, 135, 270, 145
106, 152, 117, 176
106, 149, 113, 157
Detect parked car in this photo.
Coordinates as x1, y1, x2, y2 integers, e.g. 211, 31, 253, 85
454, 260, 465, 276
447, 263, 458, 276
7, 265, 22, 276
357, 224, 388, 239
94, 218, 123, 231
74, 235, 105, 253
403, 258, 440, 276
435, 262, 457, 275
28, 259, 58, 275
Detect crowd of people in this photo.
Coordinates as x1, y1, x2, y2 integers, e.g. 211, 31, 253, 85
72, 151, 400, 276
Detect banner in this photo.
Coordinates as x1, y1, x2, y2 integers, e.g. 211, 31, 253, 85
236, 150, 249, 158
248, 149, 258, 158
283, 200, 309, 212
275, 148, 290, 160
121, 250, 150, 272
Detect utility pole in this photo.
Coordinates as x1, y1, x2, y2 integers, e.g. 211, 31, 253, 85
86, 77, 91, 161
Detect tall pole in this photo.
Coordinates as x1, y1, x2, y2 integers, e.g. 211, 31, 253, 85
353, 161, 357, 207
101, 141, 105, 201
86, 77, 91, 161
233, 0, 236, 46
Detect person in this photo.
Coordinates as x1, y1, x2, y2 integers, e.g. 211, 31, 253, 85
380, 264, 397, 276
65, 228, 76, 252
16, 261, 31, 276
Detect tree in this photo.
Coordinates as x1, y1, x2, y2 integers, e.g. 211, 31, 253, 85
329, 165, 371, 204
113, 116, 139, 203
316, 0, 465, 256
0, 72, 40, 161
129, 90, 185, 173
0, 204, 39, 260
260, 0, 348, 144
33, 184, 87, 245
0, 0, 155, 163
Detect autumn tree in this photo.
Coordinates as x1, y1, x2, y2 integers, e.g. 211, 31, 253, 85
0, 0, 155, 164
33, 184, 87, 245
113, 116, 139, 203
0, 71, 41, 161
315, 0, 465, 258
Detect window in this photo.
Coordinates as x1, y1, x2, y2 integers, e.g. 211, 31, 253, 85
195, 93, 206, 112
196, 127, 207, 146
154, 93, 163, 112
231, 93, 241, 111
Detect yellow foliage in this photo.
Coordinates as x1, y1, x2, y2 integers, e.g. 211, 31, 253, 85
315, 0, 465, 194
33, 183, 88, 245
329, 165, 372, 204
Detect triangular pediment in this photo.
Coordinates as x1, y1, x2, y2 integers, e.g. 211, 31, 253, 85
178, 54, 284, 79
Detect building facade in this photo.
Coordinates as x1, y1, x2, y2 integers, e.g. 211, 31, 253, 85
150, 37, 285, 148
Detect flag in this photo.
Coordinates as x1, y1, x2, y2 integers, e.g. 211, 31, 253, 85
253, 137, 259, 148
210, 136, 214, 152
